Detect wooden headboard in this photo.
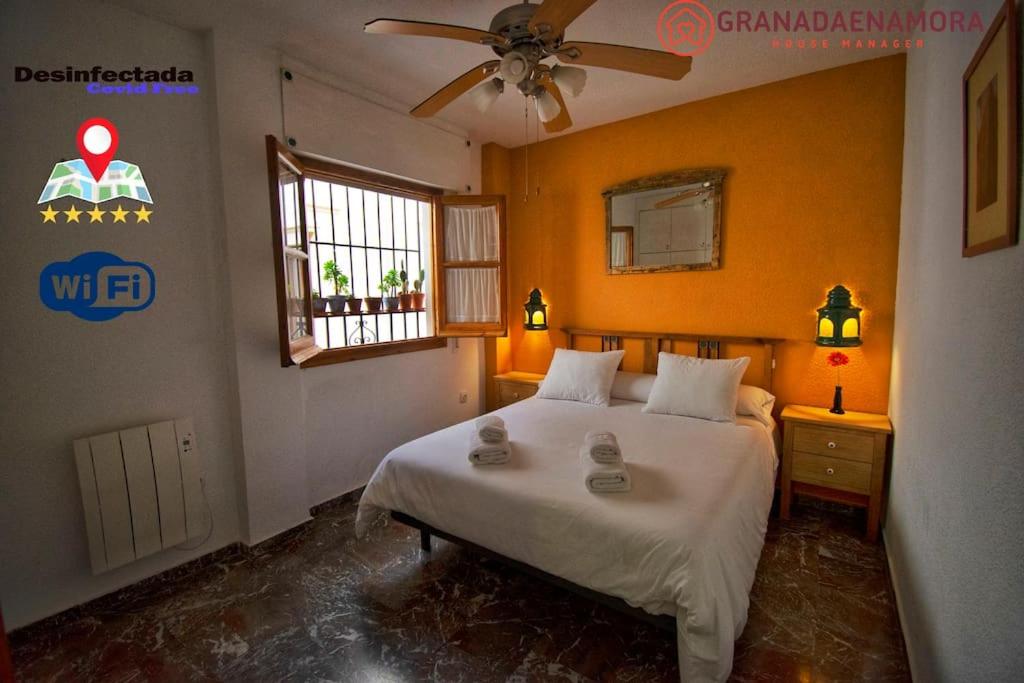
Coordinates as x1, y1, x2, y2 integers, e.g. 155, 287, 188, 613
562, 327, 783, 392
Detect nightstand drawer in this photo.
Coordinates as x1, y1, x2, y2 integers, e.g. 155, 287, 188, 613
792, 424, 875, 463
498, 382, 538, 406
792, 452, 872, 494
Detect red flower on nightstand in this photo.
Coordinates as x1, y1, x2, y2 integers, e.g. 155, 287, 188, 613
826, 352, 849, 415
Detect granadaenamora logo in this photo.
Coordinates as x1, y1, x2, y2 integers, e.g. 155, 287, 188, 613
14, 65, 198, 94
657, 6, 986, 53
716, 9, 985, 33
658, 1, 716, 57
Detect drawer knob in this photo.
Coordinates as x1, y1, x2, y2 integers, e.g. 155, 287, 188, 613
827, 441, 837, 449
512, 392, 520, 399
826, 467, 835, 476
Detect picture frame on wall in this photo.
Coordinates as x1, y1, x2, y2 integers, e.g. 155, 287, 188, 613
963, 0, 1019, 257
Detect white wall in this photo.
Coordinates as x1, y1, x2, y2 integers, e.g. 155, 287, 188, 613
888, 1, 1024, 679
0, 0, 484, 630
0, 0, 241, 628
208, 30, 483, 540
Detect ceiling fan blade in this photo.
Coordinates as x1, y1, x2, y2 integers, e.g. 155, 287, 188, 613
529, 0, 598, 38
558, 41, 692, 80
364, 19, 503, 46
538, 77, 573, 133
654, 189, 705, 209
410, 61, 500, 118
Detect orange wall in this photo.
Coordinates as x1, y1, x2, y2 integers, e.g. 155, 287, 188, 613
483, 55, 906, 414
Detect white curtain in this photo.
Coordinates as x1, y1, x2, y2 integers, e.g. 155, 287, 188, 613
611, 232, 628, 266
445, 205, 499, 261
446, 268, 500, 323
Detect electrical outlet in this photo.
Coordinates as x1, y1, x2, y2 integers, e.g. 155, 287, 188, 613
459, 391, 469, 404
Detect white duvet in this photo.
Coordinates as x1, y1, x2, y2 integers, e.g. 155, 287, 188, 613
356, 397, 778, 682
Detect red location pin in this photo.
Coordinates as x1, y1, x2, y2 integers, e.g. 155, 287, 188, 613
76, 118, 119, 181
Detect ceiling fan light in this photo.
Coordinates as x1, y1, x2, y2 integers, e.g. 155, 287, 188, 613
535, 89, 561, 123
470, 78, 504, 113
499, 51, 531, 85
551, 65, 587, 97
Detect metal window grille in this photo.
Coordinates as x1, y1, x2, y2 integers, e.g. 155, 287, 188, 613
305, 178, 432, 349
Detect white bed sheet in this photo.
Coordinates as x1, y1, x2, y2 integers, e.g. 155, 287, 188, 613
356, 397, 778, 682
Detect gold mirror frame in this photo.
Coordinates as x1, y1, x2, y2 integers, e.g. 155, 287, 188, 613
603, 168, 726, 274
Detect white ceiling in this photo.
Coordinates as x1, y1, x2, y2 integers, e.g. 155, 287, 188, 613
112, 0, 919, 147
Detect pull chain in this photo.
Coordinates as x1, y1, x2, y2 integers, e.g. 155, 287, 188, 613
535, 101, 540, 197
524, 97, 529, 202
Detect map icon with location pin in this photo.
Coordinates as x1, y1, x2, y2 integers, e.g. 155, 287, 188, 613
37, 118, 152, 205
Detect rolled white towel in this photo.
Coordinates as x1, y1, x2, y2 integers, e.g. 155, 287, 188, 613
469, 431, 511, 465
584, 430, 622, 464
475, 415, 508, 443
580, 447, 631, 493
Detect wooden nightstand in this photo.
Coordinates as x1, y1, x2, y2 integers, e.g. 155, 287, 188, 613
780, 405, 892, 542
494, 371, 545, 408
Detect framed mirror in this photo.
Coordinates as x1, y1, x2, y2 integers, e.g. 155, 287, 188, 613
604, 168, 725, 274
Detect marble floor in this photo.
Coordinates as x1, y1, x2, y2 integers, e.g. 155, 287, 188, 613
11, 495, 909, 682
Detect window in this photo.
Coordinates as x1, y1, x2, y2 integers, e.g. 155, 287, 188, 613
305, 166, 434, 351
266, 136, 507, 368
266, 137, 317, 367
432, 195, 509, 336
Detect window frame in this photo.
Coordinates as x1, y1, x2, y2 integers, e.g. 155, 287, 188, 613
266, 136, 446, 368
432, 194, 509, 337
266, 136, 320, 367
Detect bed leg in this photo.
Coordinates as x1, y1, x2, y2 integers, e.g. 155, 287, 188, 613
420, 528, 431, 552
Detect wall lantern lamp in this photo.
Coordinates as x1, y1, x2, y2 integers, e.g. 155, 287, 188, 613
816, 284, 862, 347
523, 288, 548, 331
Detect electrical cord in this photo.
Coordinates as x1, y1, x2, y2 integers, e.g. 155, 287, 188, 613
174, 477, 215, 551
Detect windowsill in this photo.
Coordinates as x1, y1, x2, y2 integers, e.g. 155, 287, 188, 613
313, 308, 426, 318
299, 336, 446, 369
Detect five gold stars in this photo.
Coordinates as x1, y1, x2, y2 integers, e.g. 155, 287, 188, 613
39, 203, 153, 224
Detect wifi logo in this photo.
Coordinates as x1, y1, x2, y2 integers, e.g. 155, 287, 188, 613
40, 251, 155, 321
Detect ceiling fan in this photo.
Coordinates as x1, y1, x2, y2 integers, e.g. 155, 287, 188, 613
364, 0, 693, 133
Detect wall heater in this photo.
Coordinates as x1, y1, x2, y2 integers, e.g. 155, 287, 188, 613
73, 417, 204, 574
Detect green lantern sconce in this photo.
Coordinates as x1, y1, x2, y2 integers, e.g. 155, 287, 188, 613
816, 285, 862, 347
524, 288, 548, 331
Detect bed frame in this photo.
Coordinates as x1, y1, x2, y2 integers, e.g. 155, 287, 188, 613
391, 510, 677, 632
563, 327, 781, 391
390, 327, 783, 635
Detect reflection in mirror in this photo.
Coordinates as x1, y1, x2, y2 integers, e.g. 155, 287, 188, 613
604, 169, 725, 273
610, 226, 634, 267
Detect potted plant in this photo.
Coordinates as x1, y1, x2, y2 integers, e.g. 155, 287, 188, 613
411, 268, 426, 310
380, 268, 402, 312
322, 260, 349, 313
364, 285, 383, 313
346, 292, 363, 314
311, 290, 328, 316
398, 261, 414, 311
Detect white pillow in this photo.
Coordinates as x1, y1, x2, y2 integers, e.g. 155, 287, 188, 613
737, 384, 776, 427
610, 371, 656, 403
537, 349, 625, 406
643, 352, 751, 422
612, 371, 774, 424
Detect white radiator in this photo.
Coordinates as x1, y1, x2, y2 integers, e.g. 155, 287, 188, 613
73, 417, 204, 574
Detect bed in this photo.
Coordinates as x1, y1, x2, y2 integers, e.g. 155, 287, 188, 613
356, 329, 781, 682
